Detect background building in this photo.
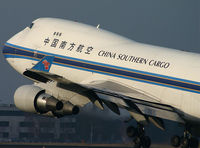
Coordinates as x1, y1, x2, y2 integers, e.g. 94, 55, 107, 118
0, 103, 182, 144
0, 104, 125, 143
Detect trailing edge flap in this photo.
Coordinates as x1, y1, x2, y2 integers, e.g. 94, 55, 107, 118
85, 80, 185, 123
102, 100, 120, 115
96, 91, 185, 123
128, 111, 147, 125
149, 116, 165, 131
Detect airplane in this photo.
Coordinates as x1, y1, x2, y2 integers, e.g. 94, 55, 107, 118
2, 17, 200, 148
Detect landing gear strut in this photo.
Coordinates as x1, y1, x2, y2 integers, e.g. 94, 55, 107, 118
171, 126, 199, 148
127, 123, 151, 148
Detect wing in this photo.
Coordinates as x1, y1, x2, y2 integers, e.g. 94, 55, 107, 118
82, 79, 185, 127
24, 56, 185, 130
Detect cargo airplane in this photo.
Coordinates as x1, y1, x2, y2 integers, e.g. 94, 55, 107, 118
2, 18, 200, 148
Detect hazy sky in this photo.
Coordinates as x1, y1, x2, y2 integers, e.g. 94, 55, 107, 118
0, 0, 199, 103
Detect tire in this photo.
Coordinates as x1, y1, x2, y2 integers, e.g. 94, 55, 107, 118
189, 137, 199, 148
181, 137, 189, 148
133, 137, 141, 148
171, 135, 180, 147
127, 126, 137, 138
142, 136, 151, 148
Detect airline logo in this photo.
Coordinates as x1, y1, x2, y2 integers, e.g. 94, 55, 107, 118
42, 60, 50, 70
31, 56, 54, 72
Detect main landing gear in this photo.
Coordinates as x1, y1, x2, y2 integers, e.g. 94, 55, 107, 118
171, 127, 199, 148
126, 123, 151, 148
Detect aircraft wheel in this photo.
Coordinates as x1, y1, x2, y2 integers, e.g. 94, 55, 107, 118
127, 126, 137, 138
171, 135, 180, 147
133, 136, 142, 148
189, 137, 199, 148
181, 137, 189, 148
141, 136, 151, 148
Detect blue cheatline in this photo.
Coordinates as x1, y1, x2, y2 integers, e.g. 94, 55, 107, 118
3, 42, 200, 94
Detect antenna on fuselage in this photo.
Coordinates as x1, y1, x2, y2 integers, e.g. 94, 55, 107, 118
96, 24, 100, 29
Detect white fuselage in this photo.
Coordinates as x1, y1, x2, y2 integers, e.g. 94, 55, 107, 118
3, 18, 200, 122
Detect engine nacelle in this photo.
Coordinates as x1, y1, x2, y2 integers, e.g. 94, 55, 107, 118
14, 85, 63, 114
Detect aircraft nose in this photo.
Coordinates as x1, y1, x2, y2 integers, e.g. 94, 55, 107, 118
2, 27, 30, 57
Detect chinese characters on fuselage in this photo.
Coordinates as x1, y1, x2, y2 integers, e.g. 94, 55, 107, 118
44, 32, 93, 55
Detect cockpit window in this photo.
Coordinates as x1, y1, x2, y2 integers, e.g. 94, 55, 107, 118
29, 23, 34, 29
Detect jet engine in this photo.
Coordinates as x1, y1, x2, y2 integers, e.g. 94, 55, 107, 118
52, 101, 79, 118
14, 85, 79, 117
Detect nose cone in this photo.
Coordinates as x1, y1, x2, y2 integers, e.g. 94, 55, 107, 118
2, 26, 30, 57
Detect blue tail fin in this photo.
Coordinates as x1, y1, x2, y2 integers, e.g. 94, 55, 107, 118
32, 56, 54, 72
